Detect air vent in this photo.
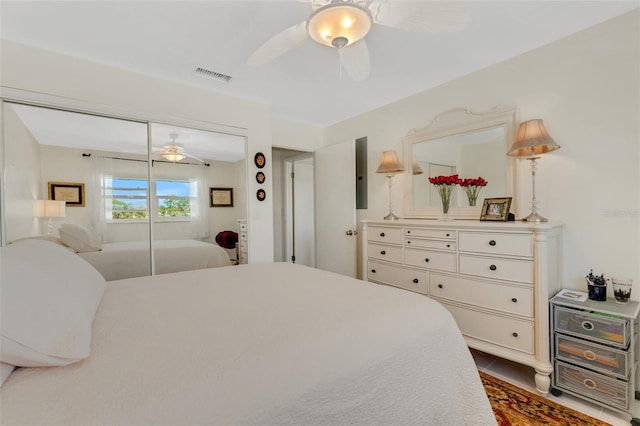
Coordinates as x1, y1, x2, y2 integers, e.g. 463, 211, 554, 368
194, 67, 232, 83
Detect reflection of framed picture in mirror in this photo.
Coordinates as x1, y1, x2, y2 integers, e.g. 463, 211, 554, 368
48, 182, 85, 207
256, 171, 265, 184
256, 189, 266, 201
210, 187, 233, 207
480, 197, 512, 221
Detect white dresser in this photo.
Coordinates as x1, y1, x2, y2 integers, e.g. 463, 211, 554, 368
237, 219, 248, 264
362, 219, 563, 394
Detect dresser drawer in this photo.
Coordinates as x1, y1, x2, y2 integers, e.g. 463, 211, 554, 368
459, 254, 533, 283
405, 228, 455, 240
554, 306, 630, 348
459, 231, 533, 257
404, 248, 456, 272
405, 237, 456, 251
367, 261, 426, 294
430, 273, 533, 317
367, 243, 402, 263
368, 226, 404, 244
555, 360, 631, 410
555, 334, 631, 379
440, 302, 534, 354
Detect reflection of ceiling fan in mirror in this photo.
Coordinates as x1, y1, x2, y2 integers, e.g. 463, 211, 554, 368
248, 0, 471, 81
155, 133, 208, 165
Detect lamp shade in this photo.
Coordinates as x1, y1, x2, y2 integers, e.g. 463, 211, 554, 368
35, 200, 66, 218
508, 119, 561, 157
412, 159, 424, 175
376, 150, 404, 175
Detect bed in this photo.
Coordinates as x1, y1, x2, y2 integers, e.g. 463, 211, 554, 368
0, 240, 496, 425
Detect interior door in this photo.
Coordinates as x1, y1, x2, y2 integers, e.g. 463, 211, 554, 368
315, 139, 356, 277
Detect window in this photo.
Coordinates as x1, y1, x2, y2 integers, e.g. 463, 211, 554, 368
105, 177, 197, 221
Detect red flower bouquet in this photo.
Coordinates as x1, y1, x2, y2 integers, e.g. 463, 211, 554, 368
428, 174, 462, 214
460, 177, 488, 206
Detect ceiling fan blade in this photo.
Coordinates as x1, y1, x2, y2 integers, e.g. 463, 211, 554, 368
247, 22, 308, 67
371, 1, 471, 33
340, 39, 370, 82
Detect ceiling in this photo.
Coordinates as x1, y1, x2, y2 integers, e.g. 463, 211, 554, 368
1, 1, 638, 128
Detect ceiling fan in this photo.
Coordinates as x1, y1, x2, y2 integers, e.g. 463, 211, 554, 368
247, 0, 471, 81
155, 133, 208, 165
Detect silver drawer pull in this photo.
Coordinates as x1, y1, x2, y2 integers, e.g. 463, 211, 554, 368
512, 332, 518, 338
489, 240, 497, 246
583, 350, 597, 361
489, 265, 497, 271
371, 269, 376, 273
583, 378, 597, 390
581, 321, 595, 332
438, 284, 443, 289
380, 250, 386, 255
407, 240, 411, 244
380, 232, 385, 237
424, 258, 430, 263
446, 244, 451, 248
413, 278, 419, 284
511, 298, 518, 303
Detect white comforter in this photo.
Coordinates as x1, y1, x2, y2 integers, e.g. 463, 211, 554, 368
78, 239, 231, 280
1, 263, 495, 425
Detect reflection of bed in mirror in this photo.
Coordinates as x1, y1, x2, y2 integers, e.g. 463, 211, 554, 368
78, 239, 232, 281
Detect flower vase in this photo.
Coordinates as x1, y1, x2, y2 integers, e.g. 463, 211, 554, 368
439, 190, 451, 221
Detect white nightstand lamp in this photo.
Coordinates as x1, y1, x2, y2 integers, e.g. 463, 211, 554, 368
376, 150, 404, 220
35, 200, 66, 234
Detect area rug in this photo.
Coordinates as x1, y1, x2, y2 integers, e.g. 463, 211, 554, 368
480, 371, 612, 426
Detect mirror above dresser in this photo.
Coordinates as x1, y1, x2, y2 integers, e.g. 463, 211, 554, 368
404, 107, 518, 219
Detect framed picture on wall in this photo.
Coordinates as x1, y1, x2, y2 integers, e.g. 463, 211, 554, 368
48, 182, 85, 207
210, 187, 233, 207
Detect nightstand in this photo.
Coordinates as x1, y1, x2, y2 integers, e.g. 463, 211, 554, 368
550, 293, 640, 422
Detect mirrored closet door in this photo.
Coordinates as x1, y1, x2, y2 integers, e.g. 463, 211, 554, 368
2, 101, 246, 279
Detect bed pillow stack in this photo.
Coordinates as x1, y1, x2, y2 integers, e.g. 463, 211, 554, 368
0, 239, 107, 380
59, 223, 102, 252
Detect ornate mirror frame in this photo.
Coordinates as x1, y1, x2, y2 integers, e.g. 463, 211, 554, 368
404, 106, 518, 219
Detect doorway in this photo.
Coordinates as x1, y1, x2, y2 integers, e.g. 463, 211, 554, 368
272, 148, 315, 267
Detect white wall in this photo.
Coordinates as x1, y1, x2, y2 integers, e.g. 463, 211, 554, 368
0, 40, 274, 262
325, 10, 640, 295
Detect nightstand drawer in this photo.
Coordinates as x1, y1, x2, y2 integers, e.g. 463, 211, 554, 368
554, 306, 630, 348
404, 248, 456, 272
555, 360, 631, 410
405, 228, 455, 240
555, 334, 631, 379
404, 238, 456, 251
368, 226, 404, 244
459, 254, 533, 283
430, 273, 533, 317
459, 232, 532, 257
368, 261, 426, 294
441, 302, 534, 354
367, 243, 402, 263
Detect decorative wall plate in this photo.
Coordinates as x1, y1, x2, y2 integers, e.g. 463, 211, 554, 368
257, 189, 266, 201
256, 171, 265, 184
254, 152, 266, 169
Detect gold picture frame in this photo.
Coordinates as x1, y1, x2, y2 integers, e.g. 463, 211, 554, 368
210, 187, 233, 207
480, 197, 512, 221
48, 181, 85, 207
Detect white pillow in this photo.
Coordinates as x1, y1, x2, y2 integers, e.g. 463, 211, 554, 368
59, 224, 101, 253
0, 240, 106, 367
0, 362, 15, 386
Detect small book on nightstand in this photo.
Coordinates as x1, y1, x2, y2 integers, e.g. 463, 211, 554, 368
555, 289, 588, 302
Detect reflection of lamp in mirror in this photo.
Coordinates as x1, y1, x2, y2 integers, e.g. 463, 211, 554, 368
412, 159, 424, 175
376, 150, 404, 220
507, 119, 560, 223
35, 200, 66, 234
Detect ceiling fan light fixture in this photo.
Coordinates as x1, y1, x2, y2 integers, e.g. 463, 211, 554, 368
307, 2, 372, 48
